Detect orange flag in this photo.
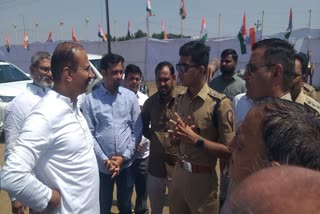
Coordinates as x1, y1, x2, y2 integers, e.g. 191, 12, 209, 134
249, 27, 256, 47
5, 33, 10, 52
161, 21, 168, 40
72, 27, 78, 43
23, 33, 29, 49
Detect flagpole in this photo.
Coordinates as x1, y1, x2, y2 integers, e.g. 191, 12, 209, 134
13, 24, 18, 45
261, 10, 264, 36
59, 20, 64, 41
85, 17, 89, 41
105, 0, 111, 53
218, 13, 221, 38
115, 20, 118, 43
146, 15, 150, 38
307, 9, 312, 52
180, 18, 183, 38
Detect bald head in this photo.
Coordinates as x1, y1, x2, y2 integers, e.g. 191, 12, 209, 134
223, 166, 320, 214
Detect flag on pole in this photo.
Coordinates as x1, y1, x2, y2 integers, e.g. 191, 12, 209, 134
46, 32, 53, 42
284, 8, 293, 39
199, 18, 207, 43
249, 27, 256, 48
237, 12, 247, 54
23, 33, 29, 50
5, 33, 10, 53
98, 24, 107, 42
127, 21, 132, 38
161, 20, 168, 40
72, 27, 78, 43
146, 0, 155, 16
180, 0, 187, 19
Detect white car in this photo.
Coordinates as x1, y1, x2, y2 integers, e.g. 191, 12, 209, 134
0, 61, 32, 134
0, 55, 102, 135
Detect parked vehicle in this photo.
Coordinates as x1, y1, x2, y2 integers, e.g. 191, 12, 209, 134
0, 55, 102, 135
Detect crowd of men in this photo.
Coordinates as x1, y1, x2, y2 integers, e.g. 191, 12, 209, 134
1, 38, 320, 214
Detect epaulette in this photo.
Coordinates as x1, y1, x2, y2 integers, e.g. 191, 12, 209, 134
177, 90, 186, 97
207, 88, 227, 101
303, 84, 315, 93
305, 96, 320, 115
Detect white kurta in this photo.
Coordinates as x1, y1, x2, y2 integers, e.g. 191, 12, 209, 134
0, 89, 99, 213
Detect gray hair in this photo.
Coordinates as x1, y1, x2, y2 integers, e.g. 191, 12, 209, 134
31, 51, 51, 66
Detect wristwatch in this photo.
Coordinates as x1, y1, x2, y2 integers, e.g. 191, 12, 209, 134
195, 137, 204, 148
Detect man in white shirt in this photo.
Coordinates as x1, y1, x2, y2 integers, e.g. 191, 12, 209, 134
233, 38, 295, 127
0, 42, 99, 213
124, 64, 150, 214
4, 51, 53, 213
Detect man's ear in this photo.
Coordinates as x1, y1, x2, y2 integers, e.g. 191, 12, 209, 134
272, 64, 283, 83
63, 66, 73, 82
172, 74, 176, 81
199, 65, 206, 75
30, 65, 35, 76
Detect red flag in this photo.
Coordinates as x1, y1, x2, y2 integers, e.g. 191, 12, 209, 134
46, 32, 53, 42
72, 27, 78, 43
242, 12, 247, 36
249, 27, 256, 47
24, 33, 29, 49
180, 0, 187, 19
5, 33, 10, 53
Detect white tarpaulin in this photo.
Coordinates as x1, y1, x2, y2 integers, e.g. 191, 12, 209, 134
1, 28, 319, 86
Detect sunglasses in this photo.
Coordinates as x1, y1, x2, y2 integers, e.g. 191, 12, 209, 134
245, 63, 276, 74
175, 63, 199, 73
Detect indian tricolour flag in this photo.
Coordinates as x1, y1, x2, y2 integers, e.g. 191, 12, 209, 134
199, 18, 207, 43
161, 20, 168, 40
284, 8, 293, 39
146, 0, 154, 16
238, 12, 247, 54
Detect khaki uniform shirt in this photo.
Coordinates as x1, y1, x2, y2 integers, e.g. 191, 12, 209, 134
295, 90, 320, 117
175, 83, 235, 168
142, 89, 178, 178
303, 83, 318, 101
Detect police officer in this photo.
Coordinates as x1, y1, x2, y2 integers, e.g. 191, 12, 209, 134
169, 41, 235, 214
291, 53, 320, 117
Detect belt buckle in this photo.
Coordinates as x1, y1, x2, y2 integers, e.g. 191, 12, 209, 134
182, 160, 192, 172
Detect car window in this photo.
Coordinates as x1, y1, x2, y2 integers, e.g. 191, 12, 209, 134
89, 59, 101, 73
0, 64, 31, 83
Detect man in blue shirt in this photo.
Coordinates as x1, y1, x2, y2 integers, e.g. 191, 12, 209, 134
82, 53, 143, 214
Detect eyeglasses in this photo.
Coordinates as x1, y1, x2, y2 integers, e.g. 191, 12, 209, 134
38, 66, 51, 73
176, 63, 199, 73
245, 63, 276, 74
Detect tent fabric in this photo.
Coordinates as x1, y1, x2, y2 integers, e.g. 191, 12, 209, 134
0, 28, 319, 86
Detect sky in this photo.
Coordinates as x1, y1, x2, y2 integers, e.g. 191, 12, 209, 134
0, 0, 319, 45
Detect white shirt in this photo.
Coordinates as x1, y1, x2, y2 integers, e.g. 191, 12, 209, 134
136, 91, 150, 159
232, 93, 253, 129
0, 89, 99, 213
4, 83, 47, 161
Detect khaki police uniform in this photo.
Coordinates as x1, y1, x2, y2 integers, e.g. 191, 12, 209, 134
295, 90, 320, 117
141, 89, 179, 178
169, 83, 235, 214
303, 83, 318, 101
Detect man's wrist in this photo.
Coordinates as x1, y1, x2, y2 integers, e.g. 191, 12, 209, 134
195, 136, 205, 148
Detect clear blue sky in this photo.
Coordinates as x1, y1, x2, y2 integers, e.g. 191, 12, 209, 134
0, 0, 319, 45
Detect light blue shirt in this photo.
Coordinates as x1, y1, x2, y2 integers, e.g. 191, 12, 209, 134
82, 84, 143, 174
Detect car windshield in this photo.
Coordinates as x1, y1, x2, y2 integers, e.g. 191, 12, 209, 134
89, 59, 101, 72
0, 64, 31, 83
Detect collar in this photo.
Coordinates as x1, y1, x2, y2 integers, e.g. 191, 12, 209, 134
187, 82, 209, 101
294, 91, 306, 105
99, 83, 122, 96
281, 93, 292, 101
